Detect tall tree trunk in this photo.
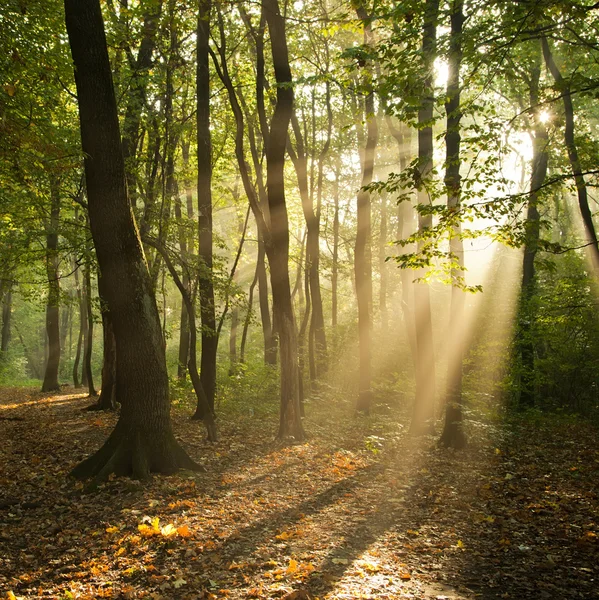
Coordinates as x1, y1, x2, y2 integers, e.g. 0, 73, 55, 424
174, 177, 190, 380
42, 177, 61, 393
145, 238, 217, 440
88, 271, 118, 411
1, 285, 12, 353
541, 36, 599, 268
195, 0, 217, 418
176, 135, 196, 379
262, 0, 303, 439
517, 54, 549, 409
379, 191, 388, 329
332, 156, 340, 329
354, 3, 378, 414
83, 254, 97, 396
411, 0, 440, 434
439, 0, 466, 449
73, 258, 83, 388
65, 0, 198, 480
229, 306, 239, 375
240, 259, 259, 365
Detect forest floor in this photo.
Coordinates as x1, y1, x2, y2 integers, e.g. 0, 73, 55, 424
0, 386, 598, 600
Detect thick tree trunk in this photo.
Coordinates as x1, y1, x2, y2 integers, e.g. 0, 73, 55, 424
354, 4, 378, 414
196, 0, 217, 415
263, 0, 303, 440
42, 178, 61, 393
65, 0, 198, 479
410, 0, 440, 435
439, 0, 466, 449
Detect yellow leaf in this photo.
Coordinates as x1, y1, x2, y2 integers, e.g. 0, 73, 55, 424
286, 558, 298, 574
106, 526, 119, 534
115, 547, 126, 557
138, 524, 159, 537
151, 517, 160, 530
7, 592, 17, 600
457, 540, 465, 549
161, 523, 177, 537
4, 84, 16, 97
399, 571, 411, 580
276, 531, 292, 540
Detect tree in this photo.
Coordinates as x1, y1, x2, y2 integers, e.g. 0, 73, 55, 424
41, 176, 61, 392
195, 0, 218, 418
354, 2, 378, 414
64, 0, 199, 480
439, 0, 467, 449
262, 0, 303, 439
411, 0, 440, 434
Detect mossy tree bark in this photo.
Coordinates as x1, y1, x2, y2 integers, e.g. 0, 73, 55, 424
65, 0, 199, 480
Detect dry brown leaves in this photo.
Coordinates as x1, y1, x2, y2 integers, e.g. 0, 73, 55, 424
0, 387, 598, 599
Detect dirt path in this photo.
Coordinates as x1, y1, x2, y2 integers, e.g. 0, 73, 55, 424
0, 387, 597, 599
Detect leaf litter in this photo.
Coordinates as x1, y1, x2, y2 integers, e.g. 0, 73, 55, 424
0, 387, 597, 599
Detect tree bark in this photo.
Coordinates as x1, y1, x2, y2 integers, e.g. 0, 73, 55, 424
87, 274, 116, 411
354, 3, 378, 414
1, 285, 12, 353
332, 156, 340, 329
411, 0, 440, 435
263, 0, 303, 439
517, 53, 549, 409
83, 254, 97, 396
439, 0, 466, 449
73, 258, 83, 388
196, 0, 217, 416
65, 0, 199, 480
41, 177, 61, 393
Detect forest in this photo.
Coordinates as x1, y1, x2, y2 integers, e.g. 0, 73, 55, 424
1, 0, 598, 598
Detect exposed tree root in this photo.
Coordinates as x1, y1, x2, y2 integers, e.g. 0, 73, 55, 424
71, 420, 203, 482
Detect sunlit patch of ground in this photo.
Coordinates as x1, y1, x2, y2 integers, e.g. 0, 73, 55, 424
0, 386, 597, 599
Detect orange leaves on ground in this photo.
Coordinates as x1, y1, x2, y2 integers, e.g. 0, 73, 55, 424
275, 526, 304, 541
137, 517, 192, 539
